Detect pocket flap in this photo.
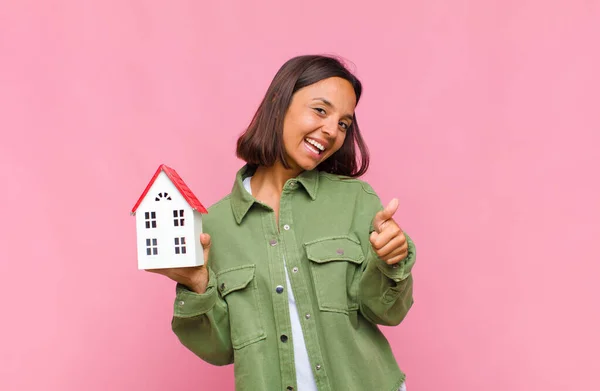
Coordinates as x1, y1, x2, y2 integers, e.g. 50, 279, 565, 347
216, 265, 256, 296
304, 236, 365, 264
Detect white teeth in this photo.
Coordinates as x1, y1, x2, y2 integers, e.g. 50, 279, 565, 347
305, 138, 325, 151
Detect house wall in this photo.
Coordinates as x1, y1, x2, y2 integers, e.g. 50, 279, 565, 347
192, 207, 205, 266
135, 172, 197, 269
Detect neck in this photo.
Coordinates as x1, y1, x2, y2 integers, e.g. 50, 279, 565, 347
251, 161, 303, 195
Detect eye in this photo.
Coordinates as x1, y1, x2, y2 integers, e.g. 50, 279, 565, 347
313, 107, 326, 115
339, 121, 350, 131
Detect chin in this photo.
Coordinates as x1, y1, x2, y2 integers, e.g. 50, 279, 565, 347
289, 157, 318, 172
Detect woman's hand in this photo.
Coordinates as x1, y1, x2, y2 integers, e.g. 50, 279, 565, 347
370, 199, 409, 265
146, 233, 212, 294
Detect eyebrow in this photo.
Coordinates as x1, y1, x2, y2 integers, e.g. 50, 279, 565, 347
313, 98, 354, 121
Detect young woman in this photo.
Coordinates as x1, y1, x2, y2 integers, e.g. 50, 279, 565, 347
149, 55, 416, 391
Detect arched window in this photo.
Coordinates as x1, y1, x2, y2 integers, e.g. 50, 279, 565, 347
155, 192, 172, 201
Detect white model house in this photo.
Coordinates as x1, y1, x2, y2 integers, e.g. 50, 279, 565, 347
131, 164, 208, 269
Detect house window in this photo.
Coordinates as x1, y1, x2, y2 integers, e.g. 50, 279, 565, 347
174, 237, 186, 254
144, 211, 157, 228
173, 209, 185, 226
146, 238, 158, 255
155, 192, 172, 201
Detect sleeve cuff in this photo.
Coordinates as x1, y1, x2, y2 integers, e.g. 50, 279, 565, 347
173, 268, 218, 318
373, 233, 416, 282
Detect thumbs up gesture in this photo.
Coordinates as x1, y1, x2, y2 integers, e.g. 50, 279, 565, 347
370, 199, 409, 265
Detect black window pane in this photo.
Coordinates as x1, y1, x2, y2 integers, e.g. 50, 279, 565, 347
151, 221, 156, 228
181, 237, 186, 245
146, 239, 151, 246
174, 219, 179, 227
173, 210, 177, 217
152, 238, 157, 246
182, 247, 186, 254
175, 247, 180, 254
180, 219, 185, 226
151, 212, 156, 218
146, 248, 151, 255
174, 237, 179, 245
153, 247, 158, 255
145, 221, 150, 229
180, 209, 184, 216
145, 212, 149, 219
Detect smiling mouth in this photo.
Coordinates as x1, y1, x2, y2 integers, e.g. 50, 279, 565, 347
304, 137, 325, 155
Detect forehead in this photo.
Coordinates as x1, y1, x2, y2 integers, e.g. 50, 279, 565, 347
294, 77, 357, 111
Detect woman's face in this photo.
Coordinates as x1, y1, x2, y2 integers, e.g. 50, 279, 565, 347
281, 77, 356, 172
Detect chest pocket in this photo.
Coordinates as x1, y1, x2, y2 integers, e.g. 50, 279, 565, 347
304, 236, 365, 314
216, 265, 266, 349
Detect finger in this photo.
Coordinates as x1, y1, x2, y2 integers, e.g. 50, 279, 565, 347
384, 252, 409, 265
369, 231, 378, 247
374, 234, 407, 258
371, 223, 404, 250
200, 233, 211, 247
200, 233, 211, 265
372, 198, 399, 232
383, 198, 399, 219
381, 243, 408, 261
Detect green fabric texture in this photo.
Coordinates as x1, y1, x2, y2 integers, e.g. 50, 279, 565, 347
171, 164, 416, 391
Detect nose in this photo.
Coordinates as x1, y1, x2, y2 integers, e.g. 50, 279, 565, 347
321, 119, 339, 139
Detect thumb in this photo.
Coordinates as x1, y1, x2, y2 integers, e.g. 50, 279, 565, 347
372, 198, 399, 232
200, 233, 211, 265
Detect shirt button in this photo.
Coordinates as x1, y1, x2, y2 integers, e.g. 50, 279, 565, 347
178, 300, 185, 306
270, 239, 278, 246
305, 313, 311, 319
280, 334, 288, 343
292, 267, 298, 273
283, 224, 290, 230
316, 364, 322, 370
276, 285, 284, 294
392, 263, 400, 269
289, 181, 298, 188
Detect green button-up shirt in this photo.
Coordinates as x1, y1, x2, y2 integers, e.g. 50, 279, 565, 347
171, 165, 416, 391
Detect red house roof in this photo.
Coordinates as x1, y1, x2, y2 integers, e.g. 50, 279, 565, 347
131, 164, 208, 214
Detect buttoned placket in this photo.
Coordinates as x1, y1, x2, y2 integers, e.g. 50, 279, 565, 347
261, 181, 297, 390
276, 180, 330, 391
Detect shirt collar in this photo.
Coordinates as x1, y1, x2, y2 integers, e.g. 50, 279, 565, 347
230, 164, 320, 224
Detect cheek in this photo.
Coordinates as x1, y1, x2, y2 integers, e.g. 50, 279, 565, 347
284, 112, 316, 139
332, 134, 347, 153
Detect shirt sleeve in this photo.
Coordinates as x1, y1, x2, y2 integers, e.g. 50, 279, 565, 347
170, 267, 234, 366
356, 183, 417, 326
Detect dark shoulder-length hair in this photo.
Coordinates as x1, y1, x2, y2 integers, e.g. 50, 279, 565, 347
236, 54, 369, 177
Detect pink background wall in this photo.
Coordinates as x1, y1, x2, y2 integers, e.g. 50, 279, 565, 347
1, 1, 599, 390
